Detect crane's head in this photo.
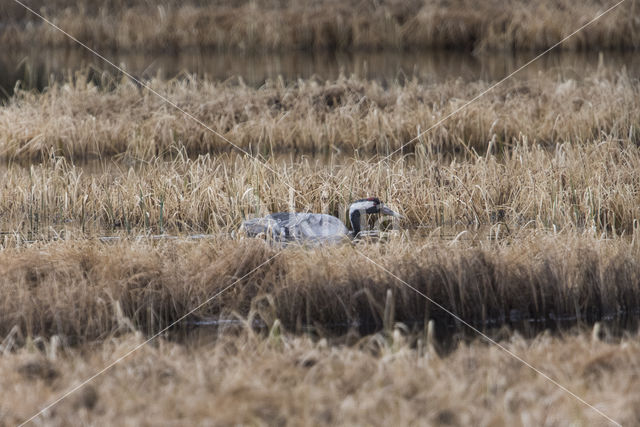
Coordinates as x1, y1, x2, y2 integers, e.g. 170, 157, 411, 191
348, 197, 401, 236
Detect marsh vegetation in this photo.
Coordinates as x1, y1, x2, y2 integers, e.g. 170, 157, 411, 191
3, 0, 640, 52
2, 68, 639, 160
2, 1, 640, 425
3, 330, 640, 426
2, 236, 640, 344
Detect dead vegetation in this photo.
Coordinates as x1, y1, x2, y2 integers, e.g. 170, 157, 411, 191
0, 235, 639, 344
1, 328, 639, 425
1, 64, 639, 347
2, 0, 639, 53
1, 68, 638, 161
2, 2, 640, 424
2, 135, 640, 240
0, 68, 640, 161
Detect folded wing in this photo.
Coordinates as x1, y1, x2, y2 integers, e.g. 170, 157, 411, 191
242, 212, 349, 244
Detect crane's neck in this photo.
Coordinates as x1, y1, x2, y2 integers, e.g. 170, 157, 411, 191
349, 209, 363, 237
349, 200, 376, 237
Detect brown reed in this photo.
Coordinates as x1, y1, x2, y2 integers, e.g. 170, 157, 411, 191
1, 68, 638, 161
2, 135, 640, 240
2, 328, 638, 425
2, 0, 639, 53
1, 329, 637, 425
1, 235, 638, 344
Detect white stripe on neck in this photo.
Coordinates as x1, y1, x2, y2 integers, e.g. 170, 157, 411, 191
349, 200, 375, 215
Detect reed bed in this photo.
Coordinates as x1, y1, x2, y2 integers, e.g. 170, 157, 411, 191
1, 69, 638, 161
2, 0, 639, 53
1, 235, 639, 344
2, 136, 640, 240
3, 3, 640, 423
2, 329, 639, 426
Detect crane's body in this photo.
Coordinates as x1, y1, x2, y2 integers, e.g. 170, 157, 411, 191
242, 212, 350, 244
241, 197, 400, 244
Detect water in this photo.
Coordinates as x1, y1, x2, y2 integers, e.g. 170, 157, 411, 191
2, 48, 640, 100
180, 307, 640, 350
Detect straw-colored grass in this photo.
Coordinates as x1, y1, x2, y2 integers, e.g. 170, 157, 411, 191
1, 68, 638, 161
3, 3, 640, 424
2, 0, 639, 53
1, 329, 639, 425
2, 135, 640, 240
1, 235, 639, 343
1, 65, 639, 344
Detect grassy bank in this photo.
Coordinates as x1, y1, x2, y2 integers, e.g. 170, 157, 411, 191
2, 330, 637, 425
2, 0, 639, 53
1, 69, 639, 161
1, 236, 639, 343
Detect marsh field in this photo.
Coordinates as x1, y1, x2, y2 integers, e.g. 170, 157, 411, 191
2, 1, 640, 425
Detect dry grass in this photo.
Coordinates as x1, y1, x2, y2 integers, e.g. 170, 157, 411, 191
2, 65, 640, 348
1, 68, 638, 161
3, 2, 640, 424
2, 0, 639, 53
1, 329, 639, 425
1, 235, 639, 344
2, 134, 640, 239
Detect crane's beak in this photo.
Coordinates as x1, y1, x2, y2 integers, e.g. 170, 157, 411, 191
381, 205, 402, 218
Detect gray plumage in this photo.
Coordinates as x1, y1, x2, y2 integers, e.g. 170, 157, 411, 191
242, 212, 350, 244
241, 197, 400, 244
